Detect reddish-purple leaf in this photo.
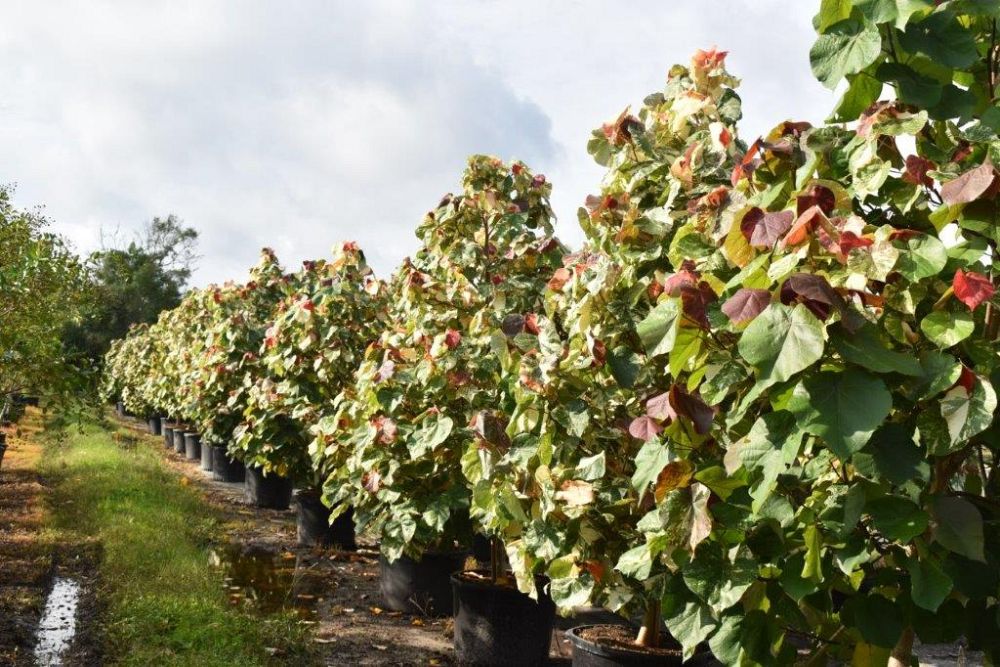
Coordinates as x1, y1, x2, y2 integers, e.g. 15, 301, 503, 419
796, 184, 836, 216
664, 262, 699, 296
668, 385, 715, 435
779, 273, 843, 321
742, 209, 794, 249
680, 283, 715, 329
629, 415, 663, 441
953, 269, 996, 311
902, 155, 936, 188
941, 163, 997, 205
783, 205, 828, 247
722, 288, 772, 324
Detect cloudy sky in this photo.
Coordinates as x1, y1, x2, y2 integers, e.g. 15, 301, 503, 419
0, 1, 835, 286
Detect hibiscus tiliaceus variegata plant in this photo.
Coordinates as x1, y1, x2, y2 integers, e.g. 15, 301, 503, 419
478, 7, 1000, 661
316, 155, 565, 562
200, 248, 288, 456
234, 243, 387, 487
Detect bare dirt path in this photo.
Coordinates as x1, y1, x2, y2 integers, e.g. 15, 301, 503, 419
0, 411, 102, 666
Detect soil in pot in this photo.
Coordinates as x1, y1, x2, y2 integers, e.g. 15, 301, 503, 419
295, 491, 356, 549
172, 429, 185, 454
566, 624, 717, 667
379, 551, 467, 617
451, 570, 556, 666
183, 433, 201, 460
200, 440, 213, 472
244, 466, 293, 510
211, 446, 245, 483
148, 417, 162, 436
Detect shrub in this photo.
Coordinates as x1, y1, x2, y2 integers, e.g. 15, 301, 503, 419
235, 243, 386, 486
316, 155, 565, 561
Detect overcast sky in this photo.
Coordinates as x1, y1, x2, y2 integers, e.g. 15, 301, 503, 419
0, 1, 834, 286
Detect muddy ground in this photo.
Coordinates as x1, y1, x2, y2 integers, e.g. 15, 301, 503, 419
0, 414, 103, 666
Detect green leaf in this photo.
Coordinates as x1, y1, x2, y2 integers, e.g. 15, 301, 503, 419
638, 299, 680, 358
408, 415, 454, 459
738, 304, 826, 389
893, 233, 948, 281
707, 614, 744, 665
899, 11, 979, 68
662, 597, 718, 661
940, 380, 997, 451
816, 0, 853, 31
810, 19, 883, 89
854, 422, 929, 485
931, 496, 985, 561
911, 351, 962, 400
615, 544, 654, 579
608, 345, 641, 388
802, 523, 825, 583
843, 594, 904, 648
831, 323, 922, 375
853, 0, 899, 22
693, 466, 745, 501
866, 495, 929, 541
875, 62, 943, 108
787, 368, 892, 459
683, 545, 757, 613
631, 440, 671, 498
907, 553, 953, 612
574, 452, 606, 481
549, 575, 595, 608
920, 310, 974, 348
829, 72, 884, 122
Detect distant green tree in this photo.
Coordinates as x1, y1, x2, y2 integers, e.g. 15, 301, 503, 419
65, 215, 199, 363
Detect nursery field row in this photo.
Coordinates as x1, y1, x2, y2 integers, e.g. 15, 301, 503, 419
20, 2, 1000, 664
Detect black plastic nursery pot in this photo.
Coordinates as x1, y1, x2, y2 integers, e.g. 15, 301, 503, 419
211, 446, 245, 483
295, 491, 356, 549
183, 433, 200, 460
200, 440, 213, 472
148, 417, 162, 436
451, 571, 556, 666
115, 402, 125, 417
244, 465, 293, 510
172, 429, 186, 454
0, 434, 7, 472
566, 625, 716, 667
162, 424, 175, 449
379, 551, 467, 616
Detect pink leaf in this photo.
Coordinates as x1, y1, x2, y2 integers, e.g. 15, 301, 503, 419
629, 415, 663, 441
721, 288, 772, 324
941, 163, 997, 205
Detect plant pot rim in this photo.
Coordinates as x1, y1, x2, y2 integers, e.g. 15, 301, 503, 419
381, 549, 468, 563
566, 624, 687, 660
451, 569, 549, 594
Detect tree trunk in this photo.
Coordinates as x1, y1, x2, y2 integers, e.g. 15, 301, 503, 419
634, 601, 661, 648
888, 626, 914, 667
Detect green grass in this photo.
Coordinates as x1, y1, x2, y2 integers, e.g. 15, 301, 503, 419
40, 419, 315, 666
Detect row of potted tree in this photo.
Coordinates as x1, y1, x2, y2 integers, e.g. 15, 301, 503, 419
103, 3, 1000, 663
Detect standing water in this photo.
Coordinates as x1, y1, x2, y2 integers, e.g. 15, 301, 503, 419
33, 577, 80, 666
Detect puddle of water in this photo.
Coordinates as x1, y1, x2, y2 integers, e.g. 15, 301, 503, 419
34, 576, 80, 666
209, 544, 318, 618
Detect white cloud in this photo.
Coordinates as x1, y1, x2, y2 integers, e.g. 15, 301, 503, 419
0, 0, 834, 285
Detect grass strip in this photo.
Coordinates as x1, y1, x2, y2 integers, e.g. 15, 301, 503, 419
40, 418, 315, 666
